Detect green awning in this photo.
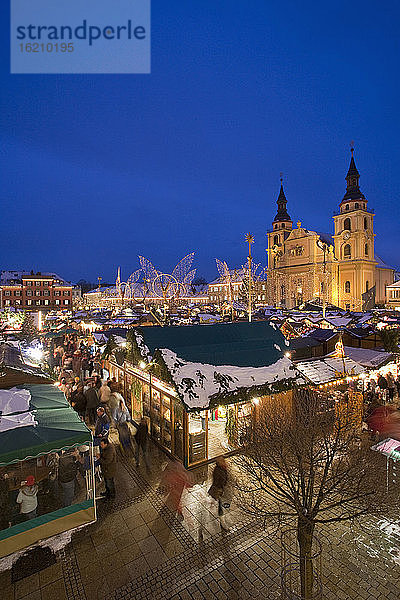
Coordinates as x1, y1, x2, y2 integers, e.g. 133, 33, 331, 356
0, 384, 92, 466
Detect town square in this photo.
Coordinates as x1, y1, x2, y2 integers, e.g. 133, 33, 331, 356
1, 2, 400, 599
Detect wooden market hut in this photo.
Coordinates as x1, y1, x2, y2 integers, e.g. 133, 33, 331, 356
106, 321, 300, 467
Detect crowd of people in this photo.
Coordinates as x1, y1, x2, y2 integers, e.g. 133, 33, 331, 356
0, 447, 91, 530
364, 370, 400, 439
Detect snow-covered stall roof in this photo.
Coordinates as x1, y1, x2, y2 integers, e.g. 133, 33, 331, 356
340, 346, 392, 369
133, 322, 300, 409
161, 350, 296, 409
295, 356, 365, 385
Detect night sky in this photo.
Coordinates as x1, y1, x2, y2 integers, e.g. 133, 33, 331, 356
1, 1, 399, 284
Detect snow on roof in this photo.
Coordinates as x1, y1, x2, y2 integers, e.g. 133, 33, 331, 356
295, 356, 365, 384
340, 346, 392, 368
198, 313, 222, 322
323, 317, 353, 327
160, 349, 297, 409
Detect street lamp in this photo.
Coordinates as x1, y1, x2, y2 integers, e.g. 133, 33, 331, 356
139, 360, 156, 407
245, 233, 254, 323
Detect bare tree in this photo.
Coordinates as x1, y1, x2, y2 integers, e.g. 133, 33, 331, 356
235, 388, 398, 599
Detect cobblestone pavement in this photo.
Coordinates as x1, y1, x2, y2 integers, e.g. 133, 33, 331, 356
1, 440, 400, 600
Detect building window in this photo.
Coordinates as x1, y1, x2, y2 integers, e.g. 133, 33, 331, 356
35, 300, 41, 306
26, 290, 32, 296
44, 299, 49, 305
281, 223, 285, 228
355, 202, 359, 209
35, 281, 41, 287
343, 244, 351, 258
4, 290, 10, 296
64, 299, 69, 305
43, 290, 50, 296
26, 281, 32, 286
364, 217, 368, 230
345, 303, 350, 310
54, 290, 61, 296
365, 243, 369, 256
15, 290, 21, 296
55, 299, 60, 305
273, 235, 279, 245
27, 300, 32, 306
343, 218, 351, 231
366, 281, 369, 292
281, 284, 285, 298
15, 300, 21, 305
4, 300, 10, 306
35, 290, 41, 296
320, 282, 325, 293
63, 291, 70, 296
345, 281, 351, 294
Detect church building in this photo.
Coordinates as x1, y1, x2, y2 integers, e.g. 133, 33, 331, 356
266, 150, 395, 310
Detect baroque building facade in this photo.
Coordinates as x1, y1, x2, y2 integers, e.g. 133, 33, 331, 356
266, 150, 394, 310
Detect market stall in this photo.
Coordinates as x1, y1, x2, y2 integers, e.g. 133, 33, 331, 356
0, 384, 95, 558
107, 321, 300, 467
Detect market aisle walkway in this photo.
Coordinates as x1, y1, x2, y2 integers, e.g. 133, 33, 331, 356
1, 440, 400, 600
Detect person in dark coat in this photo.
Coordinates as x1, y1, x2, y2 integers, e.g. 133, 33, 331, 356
99, 439, 116, 499
70, 384, 87, 419
94, 406, 110, 446
135, 418, 150, 468
85, 382, 100, 425
208, 456, 228, 517
58, 452, 78, 507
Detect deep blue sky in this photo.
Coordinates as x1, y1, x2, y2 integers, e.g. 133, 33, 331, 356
1, 0, 399, 283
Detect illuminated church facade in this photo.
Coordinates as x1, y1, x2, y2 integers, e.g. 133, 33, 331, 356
266, 150, 395, 310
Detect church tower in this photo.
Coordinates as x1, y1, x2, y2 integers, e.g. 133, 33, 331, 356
333, 148, 376, 310
267, 177, 293, 265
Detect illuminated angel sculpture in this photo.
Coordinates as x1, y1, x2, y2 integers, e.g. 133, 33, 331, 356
138, 253, 196, 301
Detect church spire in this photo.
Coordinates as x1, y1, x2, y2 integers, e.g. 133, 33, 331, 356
341, 146, 365, 203
273, 176, 292, 223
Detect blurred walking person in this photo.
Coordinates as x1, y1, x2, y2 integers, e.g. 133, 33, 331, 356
134, 418, 150, 468
85, 380, 100, 425
208, 456, 230, 530
114, 398, 132, 454
99, 439, 116, 500
162, 458, 192, 519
